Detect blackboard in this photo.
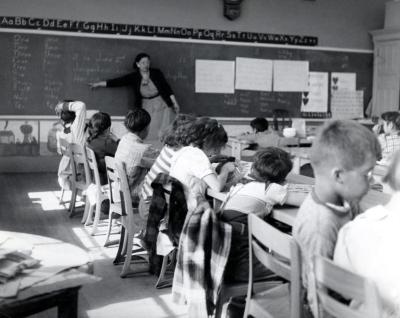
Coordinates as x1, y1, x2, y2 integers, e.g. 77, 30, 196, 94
0, 31, 373, 117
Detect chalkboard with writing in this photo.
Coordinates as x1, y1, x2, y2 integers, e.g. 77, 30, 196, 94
0, 31, 373, 117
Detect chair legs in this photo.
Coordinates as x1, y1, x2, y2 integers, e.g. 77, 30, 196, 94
69, 187, 78, 217
155, 249, 176, 289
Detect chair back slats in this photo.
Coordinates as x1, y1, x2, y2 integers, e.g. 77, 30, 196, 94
249, 213, 292, 259
114, 160, 132, 218
85, 146, 102, 189
251, 240, 291, 280
69, 143, 91, 188
313, 256, 382, 318
105, 156, 119, 205
247, 213, 302, 318
59, 137, 70, 156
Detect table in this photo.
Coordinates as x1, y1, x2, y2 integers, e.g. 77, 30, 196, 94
207, 173, 391, 226
0, 231, 98, 318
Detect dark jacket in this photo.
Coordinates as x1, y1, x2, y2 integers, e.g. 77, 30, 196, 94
87, 134, 119, 185
144, 173, 187, 274
106, 68, 174, 108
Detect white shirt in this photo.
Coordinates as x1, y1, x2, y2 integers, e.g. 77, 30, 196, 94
169, 146, 215, 212
334, 192, 400, 318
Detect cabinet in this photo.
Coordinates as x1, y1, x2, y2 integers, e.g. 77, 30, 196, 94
371, 29, 400, 116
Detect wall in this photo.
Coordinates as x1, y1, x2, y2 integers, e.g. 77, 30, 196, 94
0, 0, 389, 50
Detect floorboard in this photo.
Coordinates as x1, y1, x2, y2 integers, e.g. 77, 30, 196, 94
0, 173, 188, 318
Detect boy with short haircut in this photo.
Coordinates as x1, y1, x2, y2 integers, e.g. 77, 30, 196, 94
115, 108, 159, 205
293, 120, 381, 316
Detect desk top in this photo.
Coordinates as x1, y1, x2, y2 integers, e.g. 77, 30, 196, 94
0, 231, 98, 303
207, 173, 390, 226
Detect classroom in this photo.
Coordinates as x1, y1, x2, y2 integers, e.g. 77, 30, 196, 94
0, 0, 399, 317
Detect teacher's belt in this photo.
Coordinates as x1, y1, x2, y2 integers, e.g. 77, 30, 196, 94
142, 94, 160, 100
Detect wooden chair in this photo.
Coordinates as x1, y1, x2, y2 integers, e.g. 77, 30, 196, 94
312, 255, 382, 318
83, 146, 109, 235
58, 137, 70, 204
113, 160, 148, 278
103, 156, 123, 247
68, 143, 91, 218
272, 109, 292, 132
244, 213, 302, 318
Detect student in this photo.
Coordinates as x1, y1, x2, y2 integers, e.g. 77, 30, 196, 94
169, 117, 235, 212
220, 147, 308, 282
86, 112, 119, 185
374, 111, 400, 164
293, 120, 381, 317
115, 108, 159, 204
238, 117, 280, 149
55, 100, 86, 190
334, 150, 400, 318
138, 113, 196, 224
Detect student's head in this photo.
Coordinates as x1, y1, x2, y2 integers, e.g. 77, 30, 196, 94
310, 120, 381, 202
133, 53, 150, 72
124, 108, 151, 138
161, 113, 197, 148
183, 117, 228, 156
86, 112, 112, 142
57, 100, 77, 124
381, 111, 400, 134
382, 150, 400, 191
250, 117, 269, 133
251, 147, 293, 184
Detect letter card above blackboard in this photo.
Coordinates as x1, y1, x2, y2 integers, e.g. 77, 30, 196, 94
0, 31, 372, 117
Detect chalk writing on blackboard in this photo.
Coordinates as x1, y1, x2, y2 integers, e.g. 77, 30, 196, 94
0, 16, 318, 46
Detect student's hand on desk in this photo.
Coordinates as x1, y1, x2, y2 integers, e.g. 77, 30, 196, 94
220, 162, 236, 174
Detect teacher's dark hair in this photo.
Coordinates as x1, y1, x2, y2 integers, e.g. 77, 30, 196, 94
133, 53, 150, 70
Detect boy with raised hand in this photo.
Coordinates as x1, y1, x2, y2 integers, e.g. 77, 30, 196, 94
293, 120, 381, 316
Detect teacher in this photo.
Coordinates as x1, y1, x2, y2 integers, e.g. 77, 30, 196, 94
90, 52, 180, 140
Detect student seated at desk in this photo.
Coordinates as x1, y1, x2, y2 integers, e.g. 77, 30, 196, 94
237, 117, 280, 150
86, 112, 119, 186
293, 120, 381, 317
55, 100, 86, 190
115, 108, 159, 205
373, 111, 400, 165
334, 150, 400, 318
169, 117, 235, 213
220, 147, 307, 283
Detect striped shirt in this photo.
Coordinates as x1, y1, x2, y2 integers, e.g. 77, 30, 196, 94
140, 145, 176, 201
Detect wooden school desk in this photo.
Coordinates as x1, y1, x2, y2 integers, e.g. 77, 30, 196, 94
207, 173, 391, 226
0, 231, 99, 318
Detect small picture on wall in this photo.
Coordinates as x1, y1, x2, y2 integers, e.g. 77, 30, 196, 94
40, 120, 64, 156
0, 120, 40, 157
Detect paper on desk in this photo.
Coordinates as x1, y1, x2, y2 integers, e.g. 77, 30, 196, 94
288, 183, 313, 193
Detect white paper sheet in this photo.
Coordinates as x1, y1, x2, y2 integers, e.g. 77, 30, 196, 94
301, 72, 329, 113
331, 90, 364, 119
273, 60, 309, 92
331, 72, 356, 92
235, 57, 272, 91
195, 60, 235, 93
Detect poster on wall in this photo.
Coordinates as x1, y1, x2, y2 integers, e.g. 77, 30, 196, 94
331, 90, 364, 119
0, 120, 40, 156
300, 72, 328, 113
235, 57, 273, 91
331, 72, 356, 92
195, 60, 235, 93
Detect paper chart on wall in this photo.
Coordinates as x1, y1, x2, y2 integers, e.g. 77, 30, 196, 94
195, 60, 235, 93
331, 90, 364, 119
300, 72, 328, 113
235, 57, 273, 91
273, 60, 309, 92
331, 72, 356, 92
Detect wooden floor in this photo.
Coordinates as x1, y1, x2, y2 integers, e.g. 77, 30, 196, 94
0, 173, 187, 318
